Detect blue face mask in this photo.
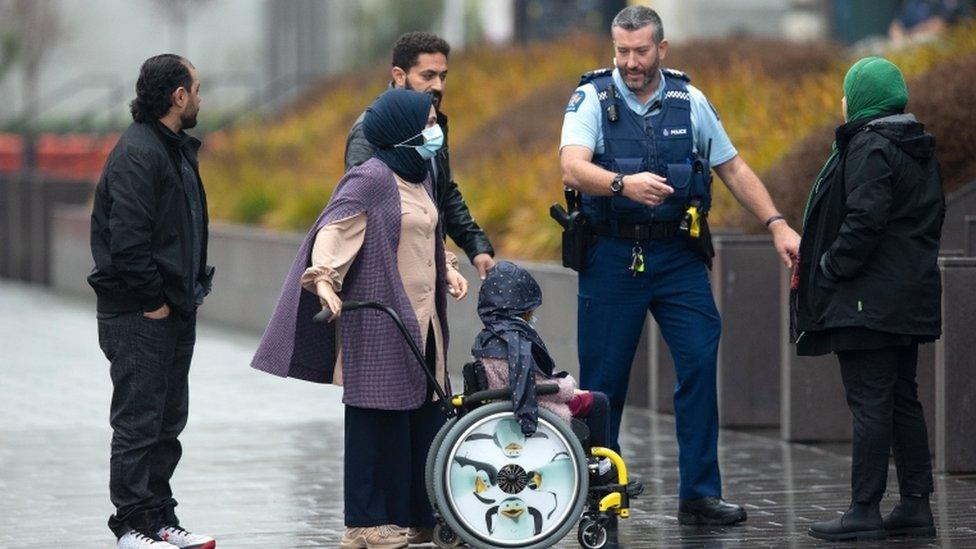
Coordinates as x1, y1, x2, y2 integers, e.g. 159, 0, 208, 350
395, 124, 444, 160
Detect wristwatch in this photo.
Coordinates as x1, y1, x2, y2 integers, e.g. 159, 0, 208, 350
610, 173, 625, 196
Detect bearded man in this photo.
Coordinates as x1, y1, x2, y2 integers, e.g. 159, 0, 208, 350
89, 54, 216, 549
558, 5, 800, 525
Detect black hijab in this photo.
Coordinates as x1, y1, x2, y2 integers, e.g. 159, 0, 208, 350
362, 88, 432, 183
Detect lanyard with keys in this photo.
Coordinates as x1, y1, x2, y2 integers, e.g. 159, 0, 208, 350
630, 244, 645, 276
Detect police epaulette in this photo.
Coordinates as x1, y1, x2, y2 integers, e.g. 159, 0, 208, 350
662, 68, 691, 82
578, 67, 613, 86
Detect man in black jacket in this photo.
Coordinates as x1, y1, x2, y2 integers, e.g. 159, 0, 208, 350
89, 54, 216, 549
345, 32, 496, 279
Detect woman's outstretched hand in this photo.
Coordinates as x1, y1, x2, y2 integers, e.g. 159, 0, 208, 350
446, 268, 468, 300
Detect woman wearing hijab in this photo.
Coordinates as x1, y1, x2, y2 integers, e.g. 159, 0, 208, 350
251, 89, 468, 549
794, 57, 944, 541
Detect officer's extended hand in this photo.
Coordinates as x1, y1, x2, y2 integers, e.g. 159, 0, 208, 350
770, 221, 801, 269
622, 172, 674, 207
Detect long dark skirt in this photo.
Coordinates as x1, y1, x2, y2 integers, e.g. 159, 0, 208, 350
343, 329, 446, 528
343, 398, 444, 527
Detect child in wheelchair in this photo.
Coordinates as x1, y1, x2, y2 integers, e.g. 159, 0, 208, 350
466, 261, 642, 547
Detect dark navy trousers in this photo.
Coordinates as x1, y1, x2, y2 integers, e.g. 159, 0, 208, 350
578, 236, 722, 500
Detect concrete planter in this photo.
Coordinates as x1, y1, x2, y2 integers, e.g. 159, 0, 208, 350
943, 180, 976, 251
966, 215, 976, 257
0, 174, 93, 283
934, 257, 976, 473
712, 235, 783, 427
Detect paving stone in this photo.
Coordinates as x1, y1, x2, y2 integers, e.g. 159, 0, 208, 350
1, 281, 974, 548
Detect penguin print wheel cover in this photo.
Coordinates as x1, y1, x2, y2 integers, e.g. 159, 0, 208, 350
444, 413, 581, 545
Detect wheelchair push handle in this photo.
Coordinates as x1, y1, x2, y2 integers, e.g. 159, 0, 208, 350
311, 300, 369, 323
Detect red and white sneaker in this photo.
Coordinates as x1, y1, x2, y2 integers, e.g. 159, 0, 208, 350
117, 530, 178, 549
157, 525, 216, 549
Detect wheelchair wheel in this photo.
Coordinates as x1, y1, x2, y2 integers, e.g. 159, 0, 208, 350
427, 417, 457, 505
577, 516, 608, 549
433, 522, 463, 548
430, 402, 589, 549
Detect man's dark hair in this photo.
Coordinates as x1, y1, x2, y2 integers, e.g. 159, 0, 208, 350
391, 32, 450, 71
611, 5, 664, 44
130, 54, 194, 123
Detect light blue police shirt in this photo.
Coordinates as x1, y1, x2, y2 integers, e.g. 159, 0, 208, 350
560, 67, 737, 167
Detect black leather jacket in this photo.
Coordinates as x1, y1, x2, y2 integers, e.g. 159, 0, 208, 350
345, 108, 494, 262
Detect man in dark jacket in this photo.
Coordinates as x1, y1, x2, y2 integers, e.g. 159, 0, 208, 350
345, 32, 496, 279
796, 57, 944, 542
89, 54, 216, 549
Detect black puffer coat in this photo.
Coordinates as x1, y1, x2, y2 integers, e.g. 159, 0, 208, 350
794, 113, 944, 340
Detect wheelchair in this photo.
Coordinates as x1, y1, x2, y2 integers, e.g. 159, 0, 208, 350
314, 301, 643, 549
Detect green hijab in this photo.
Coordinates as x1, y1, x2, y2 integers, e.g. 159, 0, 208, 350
843, 56, 909, 123
802, 57, 909, 225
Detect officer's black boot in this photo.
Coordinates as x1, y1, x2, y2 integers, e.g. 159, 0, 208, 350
883, 495, 936, 538
678, 497, 747, 526
808, 501, 885, 541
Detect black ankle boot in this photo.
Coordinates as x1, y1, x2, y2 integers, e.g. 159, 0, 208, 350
808, 501, 885, 541
883, 495, 936, 538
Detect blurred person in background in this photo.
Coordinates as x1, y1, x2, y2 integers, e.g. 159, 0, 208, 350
253, 89, 468, 549
794, 57, 943, 542
889, 0, 973, 43
559, 4, 800, 526
88, 54, 216, 549
345, 32, 496, 280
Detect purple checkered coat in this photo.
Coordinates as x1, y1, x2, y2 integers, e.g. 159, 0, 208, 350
250, 158, 449, 410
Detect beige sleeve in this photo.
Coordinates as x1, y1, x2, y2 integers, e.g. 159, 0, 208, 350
300, 213, 367, 293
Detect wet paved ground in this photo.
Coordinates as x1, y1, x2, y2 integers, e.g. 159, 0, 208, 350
2, 281, 975, 548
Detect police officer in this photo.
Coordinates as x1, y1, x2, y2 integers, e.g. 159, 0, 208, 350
560, 6, 800, 525
345, 32, 495, 280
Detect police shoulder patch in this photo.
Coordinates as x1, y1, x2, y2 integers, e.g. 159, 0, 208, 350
565, 90, 586, 113
578, 67, 613, 86
662, 67, 691, 82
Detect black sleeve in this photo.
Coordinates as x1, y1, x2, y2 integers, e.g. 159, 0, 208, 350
437, 148, 495, 261
107, 148, 166, 311
822, 143, 894, 280
344, 114, 376, 172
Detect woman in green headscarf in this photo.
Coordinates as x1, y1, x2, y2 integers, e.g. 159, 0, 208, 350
793, 57, 944, 542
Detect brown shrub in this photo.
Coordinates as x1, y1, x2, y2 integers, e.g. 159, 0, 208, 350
200, 25, 976, 258
909, 52, 976, 195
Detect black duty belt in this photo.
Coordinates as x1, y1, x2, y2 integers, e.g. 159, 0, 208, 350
592, 221, 681, 240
